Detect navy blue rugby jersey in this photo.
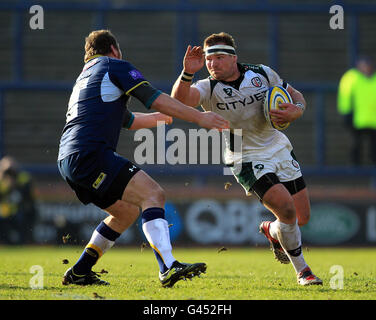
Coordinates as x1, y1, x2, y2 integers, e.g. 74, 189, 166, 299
58, 56, 161, 160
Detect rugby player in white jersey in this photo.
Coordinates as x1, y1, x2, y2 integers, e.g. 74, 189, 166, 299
171, 32, 322, 286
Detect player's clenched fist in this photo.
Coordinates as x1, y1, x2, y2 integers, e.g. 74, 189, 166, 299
269, 103, 304, 125
154, 112, 173, 125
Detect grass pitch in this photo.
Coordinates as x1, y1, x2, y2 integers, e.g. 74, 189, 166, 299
0, 246, 375, 300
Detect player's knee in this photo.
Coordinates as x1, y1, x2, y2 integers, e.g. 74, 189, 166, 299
297, 209, 310, 226
155, 186, 166, 204
278, 200, 296, 223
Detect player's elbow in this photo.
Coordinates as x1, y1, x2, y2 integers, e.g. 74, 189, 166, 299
172, 87, 199, 108
293, 90, 306, 106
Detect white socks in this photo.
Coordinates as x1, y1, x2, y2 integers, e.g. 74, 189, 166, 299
73, 221, 120, 275
142, 217, 176, 269
270, 219, 308, 274
86, 230, 115, 257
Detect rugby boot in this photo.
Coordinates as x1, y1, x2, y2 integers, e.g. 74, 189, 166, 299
159, 260, 207, 288
259, 221, 290, 264
297, 266, 323, 286
62, 267, 109, 286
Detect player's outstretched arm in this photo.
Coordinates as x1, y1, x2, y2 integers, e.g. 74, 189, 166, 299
150, 92, 229, 131
171, 75, 201, 107
128, 112, 172, 130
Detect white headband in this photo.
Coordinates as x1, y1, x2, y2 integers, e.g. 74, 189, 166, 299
204, 44, 236, 57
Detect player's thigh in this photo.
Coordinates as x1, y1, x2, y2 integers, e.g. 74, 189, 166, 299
262, 182, 296, 224
280, 175, 309, 226
231, 161, 276, 197
121, 170, 165, 209
291, 187, 310, 226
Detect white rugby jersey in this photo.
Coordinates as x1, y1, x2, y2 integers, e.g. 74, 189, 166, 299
193, 63, 293, 165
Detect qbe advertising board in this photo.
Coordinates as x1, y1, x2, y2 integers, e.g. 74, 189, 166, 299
33, 198, 376, 247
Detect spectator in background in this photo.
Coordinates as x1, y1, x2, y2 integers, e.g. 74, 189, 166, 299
337, 56, 376, 165
0, 156, 37, 244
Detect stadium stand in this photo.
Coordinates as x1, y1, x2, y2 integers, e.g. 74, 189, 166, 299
1, 0, 376, 171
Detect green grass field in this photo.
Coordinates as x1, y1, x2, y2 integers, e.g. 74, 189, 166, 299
1, 246, 375, 300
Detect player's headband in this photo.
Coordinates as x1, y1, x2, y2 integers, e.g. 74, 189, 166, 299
204, 44, 236, 57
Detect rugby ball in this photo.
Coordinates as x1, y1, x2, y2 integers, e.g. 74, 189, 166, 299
263, 86, 292, 130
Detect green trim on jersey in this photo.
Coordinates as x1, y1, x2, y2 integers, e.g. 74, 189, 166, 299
209, 78, 220, 97
232, 162, 257, 192
240, 63, 270, 83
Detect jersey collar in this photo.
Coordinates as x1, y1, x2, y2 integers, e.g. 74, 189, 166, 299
85, 54, 104, 63
218, 64, 245, 90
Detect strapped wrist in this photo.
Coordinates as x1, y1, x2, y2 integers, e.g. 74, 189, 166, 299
181, 71, 194, 82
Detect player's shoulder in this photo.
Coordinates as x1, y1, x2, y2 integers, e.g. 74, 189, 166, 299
107, 57, 134, 71
194, 76, 212, 87
108, 58, 146, 83
191, 77, 215, 100
240, 63, 272, 82
241, 63, 266, 72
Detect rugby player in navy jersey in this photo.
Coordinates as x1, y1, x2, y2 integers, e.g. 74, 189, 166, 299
57, 30, 229, 287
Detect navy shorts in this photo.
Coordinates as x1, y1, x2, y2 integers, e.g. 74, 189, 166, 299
58, 148, 140, 209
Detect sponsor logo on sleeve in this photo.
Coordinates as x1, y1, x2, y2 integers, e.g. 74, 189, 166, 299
129, 69, 144, 80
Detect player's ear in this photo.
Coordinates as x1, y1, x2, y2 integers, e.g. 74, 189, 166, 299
110, 44, 122, 59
